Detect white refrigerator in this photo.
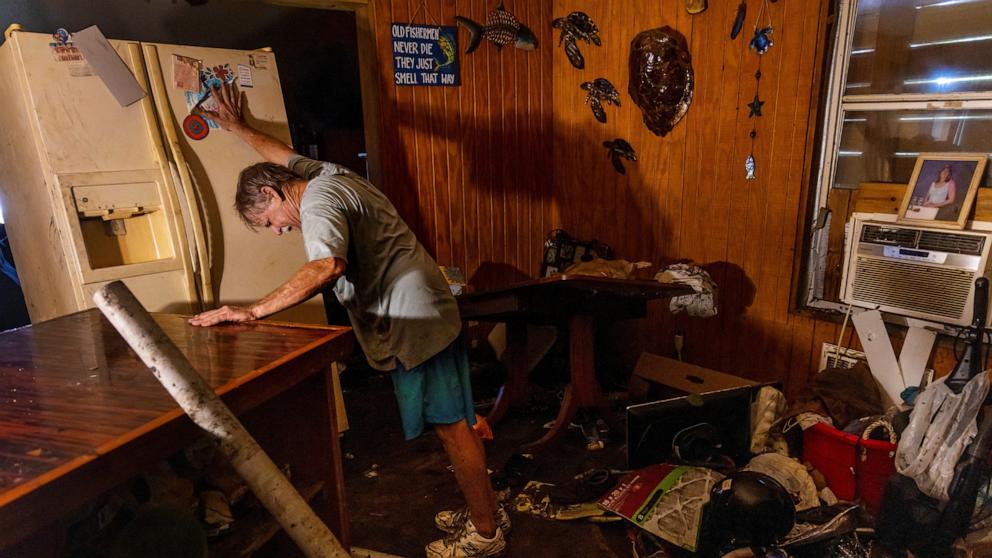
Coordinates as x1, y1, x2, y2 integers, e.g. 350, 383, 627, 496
0, 27, 326, 325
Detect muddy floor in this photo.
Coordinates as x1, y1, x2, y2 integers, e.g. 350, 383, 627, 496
338, 368, 635, 558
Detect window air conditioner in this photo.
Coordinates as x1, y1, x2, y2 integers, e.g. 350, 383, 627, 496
840, 215, 992, 327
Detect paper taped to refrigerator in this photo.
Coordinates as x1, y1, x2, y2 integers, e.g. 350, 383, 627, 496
71, 25, 146, 106
173, 54, 201, 92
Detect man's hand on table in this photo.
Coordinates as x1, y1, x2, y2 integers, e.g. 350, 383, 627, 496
189, 305, 257, 327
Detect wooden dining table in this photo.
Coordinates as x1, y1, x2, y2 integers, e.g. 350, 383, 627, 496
0, 309, 354, 557
457, 275, 693, 451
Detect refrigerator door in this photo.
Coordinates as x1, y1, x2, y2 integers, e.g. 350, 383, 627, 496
142, 43, 326, 325
0, 31, 199, 320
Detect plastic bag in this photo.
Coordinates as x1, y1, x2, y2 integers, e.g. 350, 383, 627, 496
654, 263, 718, 318
896, 371, 990, 502
750, 386, 788, 455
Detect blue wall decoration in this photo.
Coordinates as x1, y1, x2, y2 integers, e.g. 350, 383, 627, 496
391, 23, 459, 87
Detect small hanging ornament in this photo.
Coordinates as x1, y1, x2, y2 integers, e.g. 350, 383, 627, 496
747, 93, 765, 118
742, 0, 774, 181
749, 0, 774, 54
749, 27, 774, 54
746, 129, 758, 180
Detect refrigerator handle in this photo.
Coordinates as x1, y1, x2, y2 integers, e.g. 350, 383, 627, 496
168, 161, 202, 273
182, 161, 215, 268
140, 43, 215, 308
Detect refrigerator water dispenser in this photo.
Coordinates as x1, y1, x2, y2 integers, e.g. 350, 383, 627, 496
71, 182, 175, 269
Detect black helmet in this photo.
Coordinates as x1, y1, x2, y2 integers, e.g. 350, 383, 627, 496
708, 471, 796, 549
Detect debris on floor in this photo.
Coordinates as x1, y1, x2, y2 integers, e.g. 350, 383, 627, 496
513, 480, 619, 523
363, 464, 380, 479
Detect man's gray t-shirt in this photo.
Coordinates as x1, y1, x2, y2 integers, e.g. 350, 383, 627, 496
290, 155, 461, 371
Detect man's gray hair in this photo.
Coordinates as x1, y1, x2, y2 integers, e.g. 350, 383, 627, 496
234, 163, 301, 228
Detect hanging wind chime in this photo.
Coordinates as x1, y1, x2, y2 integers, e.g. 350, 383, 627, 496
739, 0, 774, 181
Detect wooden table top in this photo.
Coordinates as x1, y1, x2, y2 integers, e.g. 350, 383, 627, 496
459, 274, 694, 300
457, 275, 694, 322
0, 309, 352, 510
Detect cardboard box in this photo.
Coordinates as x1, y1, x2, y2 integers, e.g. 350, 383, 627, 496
629, 352, 756, 401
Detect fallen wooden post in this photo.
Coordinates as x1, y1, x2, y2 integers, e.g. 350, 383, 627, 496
93, 281, 348, 558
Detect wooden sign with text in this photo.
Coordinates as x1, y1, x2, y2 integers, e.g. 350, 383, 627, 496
391, 23, 459, 87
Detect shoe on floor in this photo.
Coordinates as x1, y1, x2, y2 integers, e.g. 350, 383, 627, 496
434, 505, 511, 535
425, 521, 506, 558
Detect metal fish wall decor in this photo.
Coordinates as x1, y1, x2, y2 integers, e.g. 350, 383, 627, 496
628, 26, 694, 137
456, 2, 538, 54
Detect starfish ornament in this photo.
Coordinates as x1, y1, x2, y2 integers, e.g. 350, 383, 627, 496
747, 93, 765, 118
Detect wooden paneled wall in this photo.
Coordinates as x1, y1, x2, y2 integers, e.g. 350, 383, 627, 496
365, 0, 877, 396
548, 0, 833, 396
367, 0, 555, 289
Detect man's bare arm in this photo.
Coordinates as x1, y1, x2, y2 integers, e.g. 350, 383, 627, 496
201, 82, 296, 166
189, 257, 346, 326
248, 257, 346, 319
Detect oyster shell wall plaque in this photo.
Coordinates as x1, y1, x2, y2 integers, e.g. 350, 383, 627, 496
627, 26, 694, 137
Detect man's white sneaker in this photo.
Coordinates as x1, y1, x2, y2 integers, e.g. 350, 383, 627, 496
434, 506, 511, 535
425, 520, 506, 558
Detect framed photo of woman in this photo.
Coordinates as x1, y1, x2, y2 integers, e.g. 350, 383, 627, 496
897, 153, 988, 229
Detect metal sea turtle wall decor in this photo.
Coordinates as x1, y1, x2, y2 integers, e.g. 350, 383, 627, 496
603, 139, 637, 175
552, 11, 601, 69
581, 78, 621, 123
628, 26, 694, 137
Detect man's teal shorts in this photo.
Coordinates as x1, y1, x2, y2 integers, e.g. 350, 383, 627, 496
390, 338, 477, 440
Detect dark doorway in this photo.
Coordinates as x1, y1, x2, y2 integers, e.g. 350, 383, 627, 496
0, 221, 30, 332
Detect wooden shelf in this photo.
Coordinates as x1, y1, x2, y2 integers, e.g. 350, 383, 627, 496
849, 182, 992, 221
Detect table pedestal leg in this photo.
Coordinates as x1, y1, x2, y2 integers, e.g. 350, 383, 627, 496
487, 320, 529, 425
523, 314, 620, 452
521, 384, 577, 452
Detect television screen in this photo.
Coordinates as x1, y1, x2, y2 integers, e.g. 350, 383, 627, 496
626, 387, 754, 469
